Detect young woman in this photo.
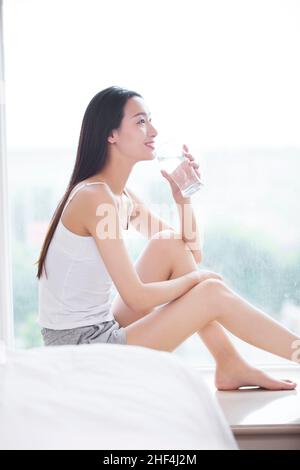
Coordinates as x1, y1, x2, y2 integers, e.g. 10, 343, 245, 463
36, 85, 299, 391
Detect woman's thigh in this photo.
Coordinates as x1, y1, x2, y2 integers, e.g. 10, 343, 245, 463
111, 231, 188, 327
124, 279, 223, 351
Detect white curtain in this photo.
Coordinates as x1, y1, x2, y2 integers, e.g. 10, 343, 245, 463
0, 0, 14, 348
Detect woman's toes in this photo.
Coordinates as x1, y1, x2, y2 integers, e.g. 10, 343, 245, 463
260, 375, 297, 390
215, 364, 298, 391
280, 379, 297, 388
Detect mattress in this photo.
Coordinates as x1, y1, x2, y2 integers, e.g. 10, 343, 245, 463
0, 342, 237, 450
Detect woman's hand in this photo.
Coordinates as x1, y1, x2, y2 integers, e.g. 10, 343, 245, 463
186, 270, 224, 288
160, 144, 201, 204
197, 270, 224, 283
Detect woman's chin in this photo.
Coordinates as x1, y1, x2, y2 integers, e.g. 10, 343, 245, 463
140, 151, 155, 161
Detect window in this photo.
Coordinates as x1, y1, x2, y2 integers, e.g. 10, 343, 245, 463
3, 0, 300, 366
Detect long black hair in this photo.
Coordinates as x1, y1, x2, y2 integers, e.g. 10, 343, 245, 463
36, 85, 142, 279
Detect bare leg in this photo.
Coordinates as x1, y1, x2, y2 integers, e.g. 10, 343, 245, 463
124, 278, 299, 389
112, 230, 298, 390
167, 234, 299, 389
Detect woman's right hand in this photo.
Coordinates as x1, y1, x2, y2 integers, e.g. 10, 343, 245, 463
196, 269, 224, 283
185, 270, 224, 288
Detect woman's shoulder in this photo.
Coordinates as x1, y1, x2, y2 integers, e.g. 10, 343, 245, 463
61, 181, 115, 237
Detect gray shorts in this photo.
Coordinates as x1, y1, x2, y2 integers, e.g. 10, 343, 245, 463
41, 319, 126, 347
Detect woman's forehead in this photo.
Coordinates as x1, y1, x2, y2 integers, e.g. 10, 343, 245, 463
125, 97, 150, 118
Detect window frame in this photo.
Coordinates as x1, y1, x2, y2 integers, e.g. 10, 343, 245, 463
0, 0, 14, 348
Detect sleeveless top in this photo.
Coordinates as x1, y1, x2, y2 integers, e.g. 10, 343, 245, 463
37, 181, 134, 330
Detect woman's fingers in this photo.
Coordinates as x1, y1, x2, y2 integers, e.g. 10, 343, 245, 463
182, 148, 200, 169
209, 273, 224, 280
182, 146, 203, 179
183, 151, 194, 161
198, 270, 224, 282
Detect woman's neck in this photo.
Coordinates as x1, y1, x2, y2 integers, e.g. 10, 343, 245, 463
94, 150, 134, 196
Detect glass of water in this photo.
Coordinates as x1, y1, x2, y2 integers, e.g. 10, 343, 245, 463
154, 140, 204, 197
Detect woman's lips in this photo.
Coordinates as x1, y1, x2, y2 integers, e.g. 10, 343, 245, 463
145, 143, 155, 149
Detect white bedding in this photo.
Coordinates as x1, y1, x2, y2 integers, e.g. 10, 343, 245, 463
0, 343, 237, 450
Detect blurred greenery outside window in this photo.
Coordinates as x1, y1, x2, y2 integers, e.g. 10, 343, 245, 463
8, 148, 300, 366
4, 0, 300, 366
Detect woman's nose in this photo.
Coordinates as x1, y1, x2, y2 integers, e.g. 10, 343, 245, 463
150, 124, 158, 137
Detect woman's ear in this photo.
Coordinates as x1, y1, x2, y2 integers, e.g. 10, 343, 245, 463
107, 129, 117, 144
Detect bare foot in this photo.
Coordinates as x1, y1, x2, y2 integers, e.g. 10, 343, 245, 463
215, 360, 297, 391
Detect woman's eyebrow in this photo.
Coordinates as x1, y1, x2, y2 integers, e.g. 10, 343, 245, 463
131, 112, 151, 118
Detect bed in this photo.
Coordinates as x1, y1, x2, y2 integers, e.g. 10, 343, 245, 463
0, 342, 238, 450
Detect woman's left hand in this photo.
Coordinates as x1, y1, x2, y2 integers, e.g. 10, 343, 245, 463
160, 144, 201, 203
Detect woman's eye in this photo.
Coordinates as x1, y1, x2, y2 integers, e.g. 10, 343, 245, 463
138, 118, 152, 125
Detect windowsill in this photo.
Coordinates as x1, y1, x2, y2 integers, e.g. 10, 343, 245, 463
192, 364, 300, 450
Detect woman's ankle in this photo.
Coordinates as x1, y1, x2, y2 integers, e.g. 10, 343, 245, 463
214, 350, 250, 370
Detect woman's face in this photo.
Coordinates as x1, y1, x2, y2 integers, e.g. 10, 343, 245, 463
109, 96, 158, 163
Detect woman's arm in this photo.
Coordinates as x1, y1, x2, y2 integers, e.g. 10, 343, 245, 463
126, 188, 202, 265
176, 196, 203, 264
82, 185, 201, 315
125, 187, 175, 239
160, 144, 204, 264
135, 271, 201, 314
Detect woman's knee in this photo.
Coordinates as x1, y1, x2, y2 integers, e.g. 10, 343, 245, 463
195, 278, 228, 300
185, 279, 228, 324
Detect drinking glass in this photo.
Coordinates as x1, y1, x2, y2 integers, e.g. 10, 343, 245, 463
154, 140, 204, 197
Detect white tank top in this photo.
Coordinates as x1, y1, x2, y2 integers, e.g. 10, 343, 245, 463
37, 181, 134, 330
